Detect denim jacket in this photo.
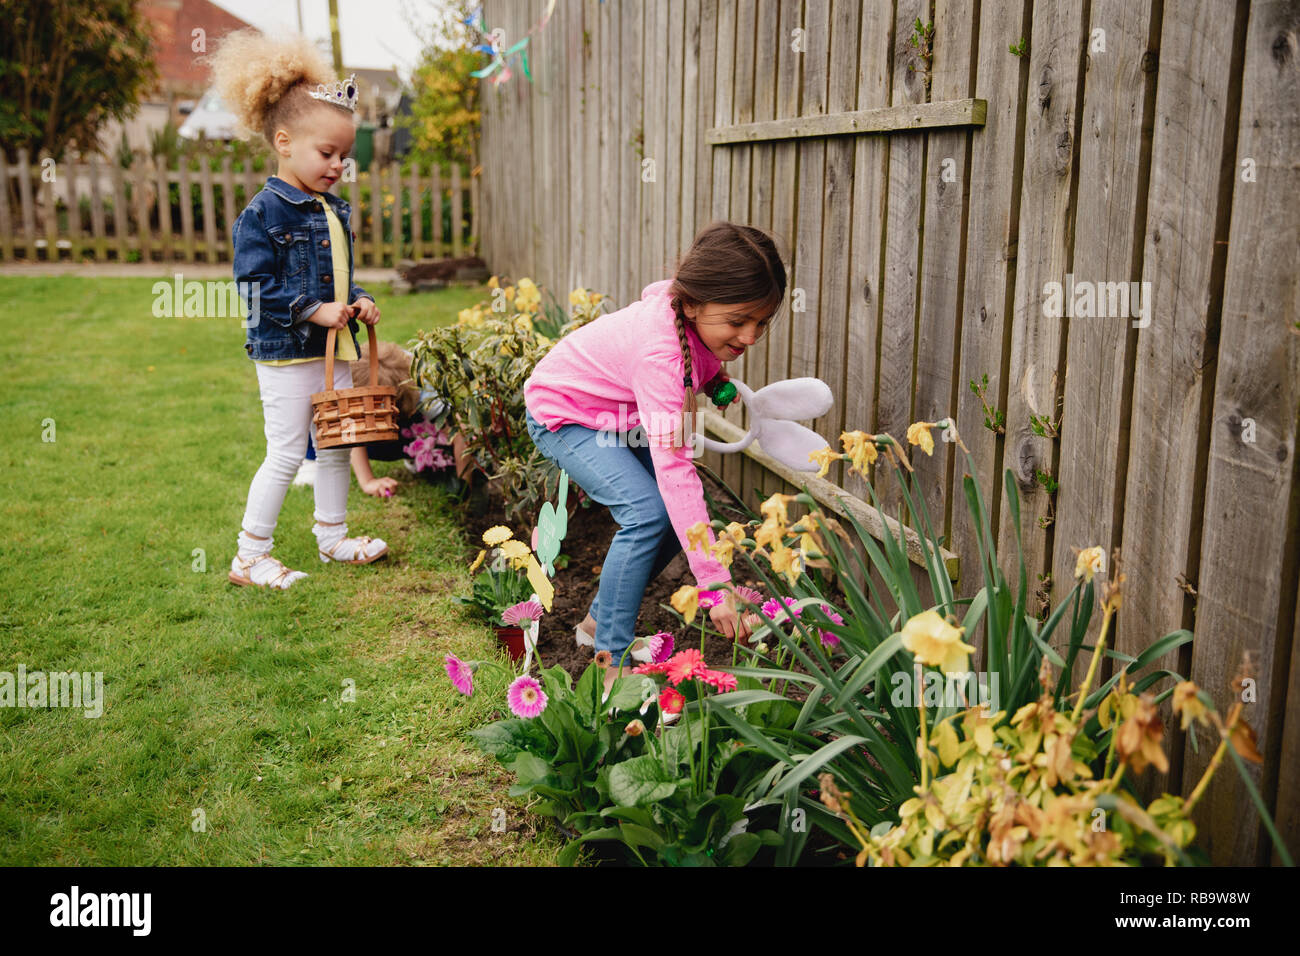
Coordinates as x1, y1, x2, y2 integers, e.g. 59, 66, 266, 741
231, 175, 373, 361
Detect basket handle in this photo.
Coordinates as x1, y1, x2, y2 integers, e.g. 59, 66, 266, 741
324, 318, 380, 390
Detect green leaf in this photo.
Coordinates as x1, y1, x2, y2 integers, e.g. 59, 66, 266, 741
606, 755, 679, 806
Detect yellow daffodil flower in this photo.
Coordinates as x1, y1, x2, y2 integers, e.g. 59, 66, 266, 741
809, 446, 838, 479
487, 275, 500, 290
710, 538, 735, 568
760, 492, 796, 525
469, 549, 487, 574
685, 520, 712, 555
1075, 546, 1105, 582
768, 542, 804, 586
840, 430, 879, 477
754, 517, 785, 551
482, 526, 513, 546
671, 585, 699, 625
1172, 681, 1210, 730
900, 609, 975, 673
907, 421, 936, 457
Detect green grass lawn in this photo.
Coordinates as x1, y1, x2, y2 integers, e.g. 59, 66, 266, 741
0, 276, 562, 865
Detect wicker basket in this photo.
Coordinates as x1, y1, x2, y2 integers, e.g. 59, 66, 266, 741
311, 323, 400, 449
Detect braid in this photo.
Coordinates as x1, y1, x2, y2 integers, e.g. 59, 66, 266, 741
672, 299, 699, 450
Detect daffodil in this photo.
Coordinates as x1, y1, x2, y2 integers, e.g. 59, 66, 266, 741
670, 585, 699, 625
468, 549, 487, 573
760, 492, 796, 525
1172, 681, 1210, 730
685, 520, 712, 555
840, 430, 879, 477
487, 275, 500, 290
768, 542, 805, 586
514, 314, 534, 333
710, 538, 735, 568
1116, 694, 1168, 775
482, 526, 513, 546
809, 446, 838, 479
754, 517, 785, 551
907, 421, 936, 456
900, 609, 975, 673
718, 521, 748, 545
1074, 546, 1105, 582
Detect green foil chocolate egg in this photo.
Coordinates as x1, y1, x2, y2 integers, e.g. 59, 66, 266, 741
711, 380, 737, 407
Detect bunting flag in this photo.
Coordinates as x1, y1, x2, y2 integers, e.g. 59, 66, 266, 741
465, 0, 556, 86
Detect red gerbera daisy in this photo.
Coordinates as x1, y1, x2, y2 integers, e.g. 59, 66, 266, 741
659, 687, 685, 714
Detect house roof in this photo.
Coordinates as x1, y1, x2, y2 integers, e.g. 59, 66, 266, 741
138, 0, 254, 95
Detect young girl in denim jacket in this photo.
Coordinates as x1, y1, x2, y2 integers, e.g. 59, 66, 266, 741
524, 222, 787, 690
210, 30, 389, 589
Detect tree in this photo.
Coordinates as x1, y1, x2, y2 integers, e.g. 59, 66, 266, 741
0, 0, 160, 162
396, 0, 481, 171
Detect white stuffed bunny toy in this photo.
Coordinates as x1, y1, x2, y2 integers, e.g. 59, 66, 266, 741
696, 376, 834, 472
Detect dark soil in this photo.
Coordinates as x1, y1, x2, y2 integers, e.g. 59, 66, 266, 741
458, 470, 769, 681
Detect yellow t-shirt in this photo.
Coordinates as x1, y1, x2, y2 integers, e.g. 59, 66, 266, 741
256, 193, 359, 365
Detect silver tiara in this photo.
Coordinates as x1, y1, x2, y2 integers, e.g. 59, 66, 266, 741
308, 74, 359, 112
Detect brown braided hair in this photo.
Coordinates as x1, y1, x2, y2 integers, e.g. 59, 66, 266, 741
668, 221, 788, 449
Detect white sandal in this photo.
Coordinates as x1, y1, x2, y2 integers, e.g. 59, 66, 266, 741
229, 553, 307, 589
318, 534, 389, 565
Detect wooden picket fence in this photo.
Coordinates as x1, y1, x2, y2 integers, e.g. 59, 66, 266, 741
0, 147, 478, 267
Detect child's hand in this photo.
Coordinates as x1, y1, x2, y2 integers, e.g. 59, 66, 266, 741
361, 475, 398, 498
352, 297, 381, 326
307, 301, 352, 329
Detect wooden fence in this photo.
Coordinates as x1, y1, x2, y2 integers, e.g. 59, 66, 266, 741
478, 0, 1299, 865
0, 148, 478, 267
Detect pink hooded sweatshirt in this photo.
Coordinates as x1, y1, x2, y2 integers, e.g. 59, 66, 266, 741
524, 279, 730, 588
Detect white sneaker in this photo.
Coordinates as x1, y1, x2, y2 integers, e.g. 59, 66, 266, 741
292, 459, 316, 486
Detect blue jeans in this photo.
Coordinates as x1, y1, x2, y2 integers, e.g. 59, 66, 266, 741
526, 409, 682, 662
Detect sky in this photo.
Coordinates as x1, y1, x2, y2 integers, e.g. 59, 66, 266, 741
209, 0, 457, 80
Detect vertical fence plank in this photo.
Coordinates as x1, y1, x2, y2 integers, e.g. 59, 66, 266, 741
621, 0, 645, 303
841, 0, 892, 502
665, 0, 685, 282
43, 153, 59, 260
65, 163, 82, 261
178, 161, 195, 263
110, 156, 127, 262
18, 149, 38, 260
1051, 0, 1158, 646
220, 156, 235, 261
0, 155, 13, 262
199, 159, 216, 263
89, 157, 107, 261
409, 164, 423, 262
134, 160, 153, 263
914, 0, 978, 535
789, 0, 827, 397
157, 160, 174, 263
874, 0, 931, 519
679, 0, 701, 259
451, 163, 464, 261
996, 1, 1088, 589
812, 0, 861, 493
950, 0, 1031, 616
597, 0, 617, 293
429, 164, 442, 258
1185, 0, 1300, 866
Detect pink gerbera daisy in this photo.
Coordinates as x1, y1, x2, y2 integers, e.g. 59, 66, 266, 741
700, 669, 738, 693
697, 590, 724, 609
733, 586, 765, 607
818, 605, 844, 648
760, 597, 803, 622
664, 648, 708, 686
648, 632, 675, 663
445, 654, 475, 696
502, 599, 544, 627
507, 675, 548, 718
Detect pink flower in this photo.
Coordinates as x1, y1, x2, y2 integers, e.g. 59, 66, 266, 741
445, 654, 475, 696
507, 675, 548, 718
633, 660, 671, 677
733, 586, 765, 607
700, 669, 738, 693
664, 648, 707, 686
760, 597, 802, 622
659, 687, 685, 714
697, 590, 724, 610
501, 599, 544, 626
818, 605, 844, 649
648, 632, 675, 663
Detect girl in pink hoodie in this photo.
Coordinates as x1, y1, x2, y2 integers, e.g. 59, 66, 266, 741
524, 222, 787, 684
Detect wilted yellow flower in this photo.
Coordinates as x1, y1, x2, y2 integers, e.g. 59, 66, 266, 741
569, 288, 590, 306
686, 520, 712, 555
514, 314, 534, 333
468, 549, 487, 574
840, 430, 879, 477
1172, 681, 1209, 730
487, 275, 500, 290
1116, 694, 1168, 775
754, 517, 785, 551
671, 585, 699, 625
907, 422, 936, 457
710, 538, 735, 568
1075, 546, 1105, 582
768, 542, 805, 586
900, 610, 975, 673
809, 446, 838, 478
483, 526, 513, 546
719, 521, 748, 545
504, 286, 516, 302
625, 719, 645, 737
760, 492, 796, 525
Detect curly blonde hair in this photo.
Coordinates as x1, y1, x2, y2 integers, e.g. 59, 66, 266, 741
203, 29, 349, 148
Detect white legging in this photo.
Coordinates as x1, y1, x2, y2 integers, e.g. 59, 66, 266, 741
241, 360, 352, 538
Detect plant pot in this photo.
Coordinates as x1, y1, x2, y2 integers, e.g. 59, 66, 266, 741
496, 625, 526, 662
